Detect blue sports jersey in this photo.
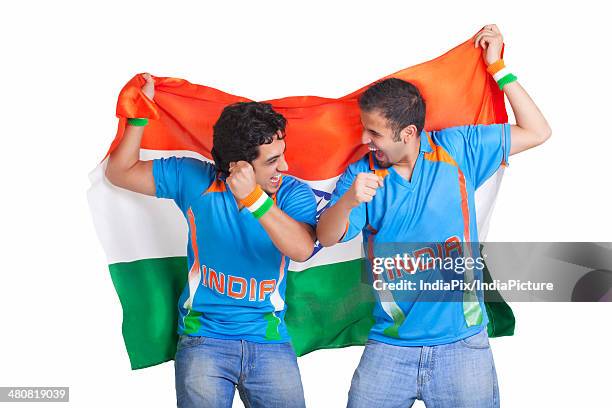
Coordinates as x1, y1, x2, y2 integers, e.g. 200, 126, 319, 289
329, 124, 511, 346
153, 157, 317, 343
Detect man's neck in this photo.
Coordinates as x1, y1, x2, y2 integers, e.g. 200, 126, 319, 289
392, 137, 421, 181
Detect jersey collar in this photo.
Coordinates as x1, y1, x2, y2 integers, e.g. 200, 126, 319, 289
420, 130, 434, 153
368, 130, 432, 171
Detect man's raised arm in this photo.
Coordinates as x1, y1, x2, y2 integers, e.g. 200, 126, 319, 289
105, 73, 156, 195
475, 24, 552, 155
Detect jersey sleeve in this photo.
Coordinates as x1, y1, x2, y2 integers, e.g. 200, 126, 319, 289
152, 157, 214, 211
435, 124, 511, 189
328, 161, 367, 243
279, 180, 318, 228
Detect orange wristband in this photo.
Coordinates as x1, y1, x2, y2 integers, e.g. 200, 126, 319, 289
486, 59, 505, 75
240, 185, 264, 208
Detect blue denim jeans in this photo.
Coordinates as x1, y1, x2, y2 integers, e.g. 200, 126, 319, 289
347, 329, 499, 408
174, 336, 306, 408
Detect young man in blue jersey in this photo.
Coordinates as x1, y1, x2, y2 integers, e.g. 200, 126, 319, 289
106, 77, 317, 408
317, 24, 551, 407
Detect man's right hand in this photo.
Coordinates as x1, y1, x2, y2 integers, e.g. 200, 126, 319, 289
316, 172, 383, 247
142, 73, 155, 100
344, 173, 384, 208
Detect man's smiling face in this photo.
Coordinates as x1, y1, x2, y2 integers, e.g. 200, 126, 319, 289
360, 109, 409, 168
251, 131, 288, 194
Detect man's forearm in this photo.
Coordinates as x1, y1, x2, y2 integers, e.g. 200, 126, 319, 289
105, 124, 156, 195
258, 207, 316, 262
504, 81, 552, 147
316, 195, 354, 247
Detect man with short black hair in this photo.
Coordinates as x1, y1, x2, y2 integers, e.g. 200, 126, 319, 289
317, 25, 551, 407
106, 76, 316, 407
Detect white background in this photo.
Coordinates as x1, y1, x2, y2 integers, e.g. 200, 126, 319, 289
1, 1, 611, 407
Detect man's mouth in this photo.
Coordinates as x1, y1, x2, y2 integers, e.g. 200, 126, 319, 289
270, 174, 281, 185
370, 146, 385, 161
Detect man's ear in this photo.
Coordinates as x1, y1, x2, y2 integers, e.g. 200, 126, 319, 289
401, 124, 418, 143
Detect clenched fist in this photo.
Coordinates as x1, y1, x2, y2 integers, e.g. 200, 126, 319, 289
227, 161, 257, 200
345, 173, 384, 208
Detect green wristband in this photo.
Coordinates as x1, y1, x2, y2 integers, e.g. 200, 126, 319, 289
252, 197, 274, 219
127, 118, 149, 126
497, 73, 518, 90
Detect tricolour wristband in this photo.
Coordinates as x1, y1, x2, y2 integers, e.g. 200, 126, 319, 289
486, 59, 518, 90
240, 185, 274, 219
127, 118, 149, 126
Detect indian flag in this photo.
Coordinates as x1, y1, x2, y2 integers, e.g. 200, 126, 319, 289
88, 35, 514, 370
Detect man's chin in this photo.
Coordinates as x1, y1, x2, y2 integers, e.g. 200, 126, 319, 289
375, 157, 392, 169
263, 184, 280, 195
373, 152, 392, 168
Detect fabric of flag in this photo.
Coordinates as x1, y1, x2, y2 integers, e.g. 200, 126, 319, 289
88, 34, 515, 370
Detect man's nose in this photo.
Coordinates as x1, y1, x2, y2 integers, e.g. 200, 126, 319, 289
362, 131, 371, 145
277, 155, 289, 172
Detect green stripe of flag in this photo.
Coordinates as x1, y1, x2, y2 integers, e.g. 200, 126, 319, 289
284, 259, 376, 354
108, 257, 373, 369
109, 255, 514, 370
109, 256, 188, 369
